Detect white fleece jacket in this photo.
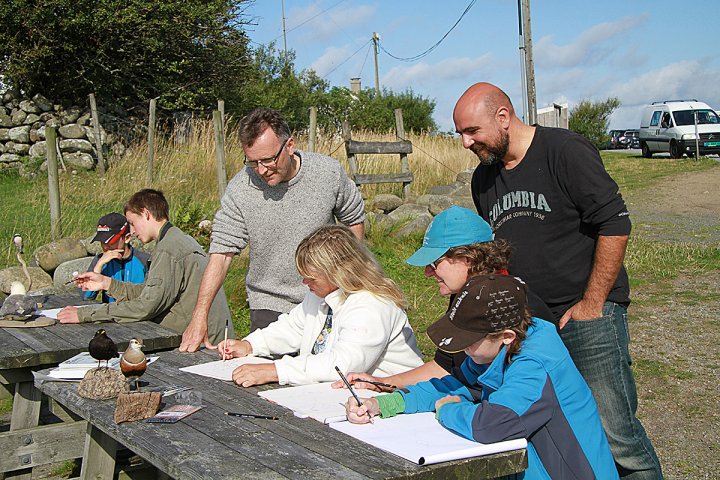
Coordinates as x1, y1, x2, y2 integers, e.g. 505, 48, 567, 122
244, 289, 423, 385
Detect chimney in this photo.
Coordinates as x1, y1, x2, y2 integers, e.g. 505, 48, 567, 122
350, 78, 361, 93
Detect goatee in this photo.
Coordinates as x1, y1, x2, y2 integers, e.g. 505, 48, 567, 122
473, 130, 510, 166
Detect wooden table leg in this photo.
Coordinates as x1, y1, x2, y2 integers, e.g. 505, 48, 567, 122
80, 423, 118, 480
4, 381, 42, 480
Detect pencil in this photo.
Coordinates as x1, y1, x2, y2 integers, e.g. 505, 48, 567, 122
225, 412, 279, 420
222, 318, 229, 361
335, 366, 373, 423
357, 379, 397, 390
64, 271, 80, 285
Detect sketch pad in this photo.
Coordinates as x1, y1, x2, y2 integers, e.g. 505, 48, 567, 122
330, 411, 527, 465
258, 382, 381, 424
179, 357, 273, 381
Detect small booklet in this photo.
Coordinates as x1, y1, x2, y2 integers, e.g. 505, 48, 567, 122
145, 405, 203, 424
179, 356, 273, 381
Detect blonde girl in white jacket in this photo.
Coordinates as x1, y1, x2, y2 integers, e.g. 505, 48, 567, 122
218, 225, 423, 386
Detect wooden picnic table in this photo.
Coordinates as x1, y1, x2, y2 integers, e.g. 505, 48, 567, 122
0, 293, 182, 479
35, 349, 528, 480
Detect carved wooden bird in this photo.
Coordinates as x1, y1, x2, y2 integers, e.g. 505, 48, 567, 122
88, 329, 118, 368
120, 338, 147, 390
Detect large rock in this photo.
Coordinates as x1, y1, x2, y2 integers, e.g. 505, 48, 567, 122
8, 125, 30, 143
372, 194, 403, 213
80, 236, 103, 256
58, 124, 86, 139
10, 142, 30, 155
29, 141, 47, 158
19, 100, 40, 114
0, 153, 21, 164
11, 109, 27, 126
395, 212, 433, 237
456, 169, 474, 184
64, 152, 94, 170
450, 183, 472, 198
388, 203, 431, 222
0, 266, 53, 294
59, 107, 82, 125
53, 257, 93, 289
60, 138, 93, 153
32, 93, 53, 112
23, 113, 41, 125
428, 184, 458, 196
416, 194, 455, 216
32, 238, 88, 272
0, 128, 9, 141
84, 126, 107, 145
0, 114, 12, 127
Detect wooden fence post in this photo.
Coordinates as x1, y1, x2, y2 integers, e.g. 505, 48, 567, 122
218, 99, 225, 132
146, 99, 156, 185
394, 109, 411, 197
213, 110, 227, 198
308, 107, 317, 152
88, 93, 106, 175
46, 127, 62, 240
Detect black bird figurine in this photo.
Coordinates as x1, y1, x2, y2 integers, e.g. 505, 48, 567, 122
88, 329, 119, 368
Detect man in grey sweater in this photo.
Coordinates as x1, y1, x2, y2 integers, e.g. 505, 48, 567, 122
180, 108, 365, 352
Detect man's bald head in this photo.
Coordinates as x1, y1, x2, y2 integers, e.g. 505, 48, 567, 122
455, 82, 515, 119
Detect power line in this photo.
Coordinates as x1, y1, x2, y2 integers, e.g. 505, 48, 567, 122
358, 43, 372, 78
322, 39, 373, 80
378, 0, 477, 62
270, 0, 349, 42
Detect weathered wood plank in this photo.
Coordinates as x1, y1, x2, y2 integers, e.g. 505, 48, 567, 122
80, 423, 117, 480
345, 140, 412, 155
354, 173, 414, 185
0, 421, 86, 473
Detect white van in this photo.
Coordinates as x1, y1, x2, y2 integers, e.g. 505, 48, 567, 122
638, 100, 720, 158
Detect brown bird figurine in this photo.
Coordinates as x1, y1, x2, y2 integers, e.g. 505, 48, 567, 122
120, 338, 147, 391
88, 329, 119, 368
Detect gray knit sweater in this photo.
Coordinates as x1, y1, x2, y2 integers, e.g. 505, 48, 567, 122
209, 150, 365, 313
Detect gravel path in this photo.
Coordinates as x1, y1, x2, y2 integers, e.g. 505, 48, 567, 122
625, 165, 720, 479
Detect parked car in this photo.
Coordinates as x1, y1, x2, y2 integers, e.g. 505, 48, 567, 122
606, 129, 625, 149
620, 130, 640, 149
638, 100, 720, 158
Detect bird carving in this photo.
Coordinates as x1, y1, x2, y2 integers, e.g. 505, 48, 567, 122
88, 329, 119, 368
120, 338, 147, 391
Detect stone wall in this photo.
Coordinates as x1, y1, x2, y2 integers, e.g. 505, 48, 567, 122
0, 89, 130, 176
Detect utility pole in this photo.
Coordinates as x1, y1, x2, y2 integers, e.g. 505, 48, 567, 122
519, 0, 537, 125
372, 32, 381, 97
281, 0, 288, 66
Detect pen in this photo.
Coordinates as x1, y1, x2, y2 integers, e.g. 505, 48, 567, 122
64, 271, 80, 285
335, 366, 373, 423
225, 412, 279, 420
356, 379, 397, 390
223, 318, 229, 361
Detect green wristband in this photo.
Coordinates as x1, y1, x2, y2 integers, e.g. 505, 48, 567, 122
376, 392, 405, 419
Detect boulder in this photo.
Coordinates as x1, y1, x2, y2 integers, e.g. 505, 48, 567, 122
0, 266, 53, 294
84, 126, 107, 145
64, 152, 95, 170
0, 153, 21, 164
59, 138, 93, 153
0, 114, 12, 127
29, 141, 47, 158
456, 169, 474, 184
59, 107, 82, 125
8, 125, 30, 143
53, 257, 93, 289
32, 94, 53, 112
387, 203, 431, 223
77, 113, 91, 126
23, 113, 41, 125
416, 194, 455, 216
18, 100, 40, 114
0, 143, 5, 154
428, 184, 458, 196
58, 124, 86, 139
10, 142, 30, 155
0, 128, 9, 141
29, 128, 41, 142
450, 183, 472, 198
394, 212, 433, 237
11, 109, 27, 126
45, 117, 60, 128
32, 238, 88, 272
37, 125, 46, 139
80, 236, 103, 256
372, 194, 403, 213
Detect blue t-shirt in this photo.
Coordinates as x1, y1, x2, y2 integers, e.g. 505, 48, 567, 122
84, 246, 150, 303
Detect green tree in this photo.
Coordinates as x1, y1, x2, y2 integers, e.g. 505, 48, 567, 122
0, 0, 252, 111
569, 97, 621, 149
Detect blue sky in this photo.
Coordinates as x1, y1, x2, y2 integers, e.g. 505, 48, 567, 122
245, 0, 720, 132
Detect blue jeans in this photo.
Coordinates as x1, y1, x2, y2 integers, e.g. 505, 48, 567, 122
560, 302, 663, 480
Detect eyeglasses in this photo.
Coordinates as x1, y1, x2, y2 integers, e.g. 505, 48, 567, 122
429, 257, 446, 271
244, 138, 289, 169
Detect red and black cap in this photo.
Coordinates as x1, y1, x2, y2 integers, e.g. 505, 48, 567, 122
92, 213, 129, 244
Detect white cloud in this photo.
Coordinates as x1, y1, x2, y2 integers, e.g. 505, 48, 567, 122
287, 3, 375, 43
535, 15, 647, 69
381, 54, 496, 90
309, 45, 357, 77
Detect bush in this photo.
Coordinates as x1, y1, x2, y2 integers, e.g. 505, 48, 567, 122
569, 97, 621, 149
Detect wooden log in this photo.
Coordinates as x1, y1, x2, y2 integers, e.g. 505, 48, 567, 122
213, 110, 227, 198
45, 126, 61, 240
308, 106, 317, 152
353, 173, 414, 185
146, 99, 156, 185
88, 93, 106, 175
394, 108, 412, 197
345, 139, 412, 155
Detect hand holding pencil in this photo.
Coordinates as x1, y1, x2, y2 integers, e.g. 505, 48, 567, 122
345, 396, 380, 424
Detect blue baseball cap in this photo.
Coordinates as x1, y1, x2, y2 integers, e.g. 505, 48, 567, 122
405, 206, 493, 267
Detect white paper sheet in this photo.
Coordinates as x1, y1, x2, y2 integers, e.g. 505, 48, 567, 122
330, 411, 527, 465
179, 356, 273, 381
258, 382, 381, 424
46, 355, 158, 379
35, 307, 65, 319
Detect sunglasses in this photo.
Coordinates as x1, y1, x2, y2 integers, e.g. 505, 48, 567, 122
244, 137, 289, 169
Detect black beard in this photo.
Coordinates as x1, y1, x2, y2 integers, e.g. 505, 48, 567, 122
472, 130, 509, 166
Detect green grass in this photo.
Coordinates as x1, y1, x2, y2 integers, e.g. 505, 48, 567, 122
633, 358, 695, 381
